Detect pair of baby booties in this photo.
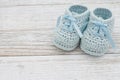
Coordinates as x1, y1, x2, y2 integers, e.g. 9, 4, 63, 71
53, 5, 115, 56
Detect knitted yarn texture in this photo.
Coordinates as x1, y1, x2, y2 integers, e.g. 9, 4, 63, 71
81, 8, 115, 56
53, 5, 90, 51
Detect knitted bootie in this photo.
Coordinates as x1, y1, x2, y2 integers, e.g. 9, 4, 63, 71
53, 5, 90, 51
81, 8, 115, 56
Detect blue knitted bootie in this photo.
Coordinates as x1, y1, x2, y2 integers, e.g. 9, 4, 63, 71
81, 8, 115, 56
53, 5, 90, 51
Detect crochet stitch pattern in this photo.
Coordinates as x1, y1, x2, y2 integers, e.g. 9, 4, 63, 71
53, 5, 90, 51
81, 8, 115, 56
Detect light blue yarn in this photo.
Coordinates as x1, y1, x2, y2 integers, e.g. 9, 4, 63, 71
62, 14, 83, 37
91, 21, 115, 48
53, 5, 89, 51
81, 8, 115, 56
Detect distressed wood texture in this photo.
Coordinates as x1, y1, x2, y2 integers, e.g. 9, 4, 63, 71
0, 0, 120, 56
0, 55, 120, 80
0, 1, 120, 80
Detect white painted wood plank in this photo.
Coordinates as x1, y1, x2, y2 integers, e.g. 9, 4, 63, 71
0, 55, 120, 80
0, 2, 119, 56
0, 4, 120, 30
0, 30, 119, 55
0, 0, 120, 7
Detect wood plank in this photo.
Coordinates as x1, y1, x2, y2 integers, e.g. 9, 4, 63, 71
0, 30, 119, 56
0, 55, 120, 80
0, 3, 119, 56
0, 0, 120, 7
0, 4, 119, 30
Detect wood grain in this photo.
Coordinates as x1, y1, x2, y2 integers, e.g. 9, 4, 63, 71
0, 0, 120, 7
0, 55, 120, 80
0, 0, 120, 56
0, 1, 120, 80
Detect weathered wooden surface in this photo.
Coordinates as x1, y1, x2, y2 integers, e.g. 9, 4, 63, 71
0, 55, 120, 80
0, 0, 120, 80
0, 0, 120, 56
